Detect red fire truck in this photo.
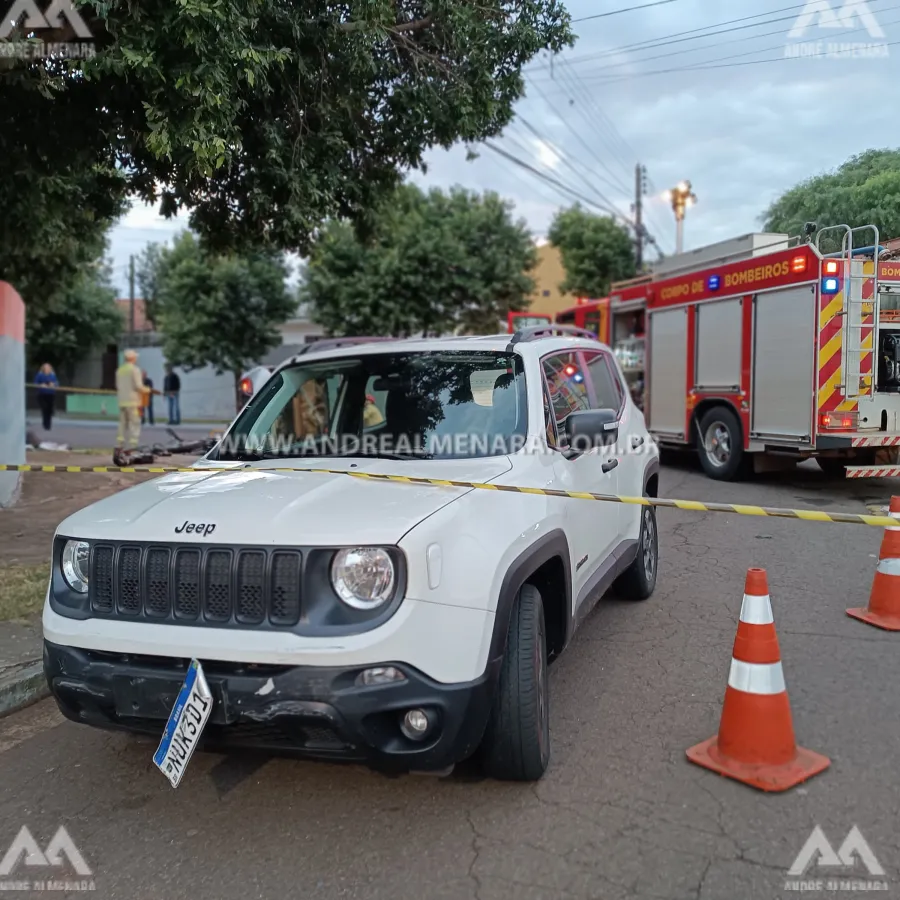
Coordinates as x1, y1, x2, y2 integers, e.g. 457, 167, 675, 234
556, 226, 900, 480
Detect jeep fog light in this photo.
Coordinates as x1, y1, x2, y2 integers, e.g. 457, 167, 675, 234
331, 548, 395, 610
356, 666, 406, 687
400, 709, 430, 740
62, 540, 90, 594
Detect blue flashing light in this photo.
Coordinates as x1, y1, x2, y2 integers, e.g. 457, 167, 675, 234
573, 373, 584, 384
707, 274, 721, 291
822, 277, 840, 294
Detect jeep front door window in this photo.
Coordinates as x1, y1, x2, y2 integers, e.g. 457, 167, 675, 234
540, 351, 620, 600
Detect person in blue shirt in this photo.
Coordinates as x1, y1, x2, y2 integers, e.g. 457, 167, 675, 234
34, 363, 59, 431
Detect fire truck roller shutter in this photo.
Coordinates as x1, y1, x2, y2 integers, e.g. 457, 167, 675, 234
751, 285, 817, 441
647, 308, 687, 438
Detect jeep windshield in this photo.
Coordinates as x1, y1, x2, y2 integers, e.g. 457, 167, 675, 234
215, 350, 528, 461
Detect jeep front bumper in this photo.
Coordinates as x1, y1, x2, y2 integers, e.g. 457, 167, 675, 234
43, 641, 500, 773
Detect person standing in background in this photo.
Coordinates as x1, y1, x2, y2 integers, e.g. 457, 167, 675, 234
115, 349, 144, 455
34, 363, 58, 431
140, 370, 156, 425
164, 364, 181, 425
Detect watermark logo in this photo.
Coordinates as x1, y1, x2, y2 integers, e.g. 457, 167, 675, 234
0, 825, 96, 892
784, 825, 889, 892
220, 430, 661, 461
785, 0, 889, 59
0, 0, 95, 60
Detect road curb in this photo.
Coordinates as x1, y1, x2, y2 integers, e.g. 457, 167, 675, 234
0, 660, 48, 718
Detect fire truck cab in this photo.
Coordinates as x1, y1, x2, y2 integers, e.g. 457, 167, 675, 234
559, 225, 900, 481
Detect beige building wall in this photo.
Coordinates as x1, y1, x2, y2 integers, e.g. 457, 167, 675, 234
525, 243, 575, 317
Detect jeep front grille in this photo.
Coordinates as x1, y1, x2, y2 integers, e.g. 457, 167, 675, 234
89, 544, 302, 629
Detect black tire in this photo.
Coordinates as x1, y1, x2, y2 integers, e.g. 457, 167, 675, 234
696, 406, 749, 481
615, 504, 659, 600
816, 456, 848, 477
479, 584, 550, 782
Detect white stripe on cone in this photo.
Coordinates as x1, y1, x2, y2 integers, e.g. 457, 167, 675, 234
876, 557, 900, 576
739, 592, 774, 625
727, 659, 786, 695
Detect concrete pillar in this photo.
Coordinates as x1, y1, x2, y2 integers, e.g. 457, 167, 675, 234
0, 283, 25, 508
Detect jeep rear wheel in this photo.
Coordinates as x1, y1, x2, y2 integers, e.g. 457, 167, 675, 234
479, 583, 550, 782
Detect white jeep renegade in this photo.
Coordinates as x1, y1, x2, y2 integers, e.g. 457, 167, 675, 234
43, 326, 660, 783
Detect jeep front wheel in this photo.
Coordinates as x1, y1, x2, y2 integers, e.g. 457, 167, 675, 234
479, 583, 550, 782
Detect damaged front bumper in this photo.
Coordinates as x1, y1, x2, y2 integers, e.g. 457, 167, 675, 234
43, 641, 499, 773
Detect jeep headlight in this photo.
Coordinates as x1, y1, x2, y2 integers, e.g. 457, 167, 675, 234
330, 548, 395, 610
62, 540, 90, 594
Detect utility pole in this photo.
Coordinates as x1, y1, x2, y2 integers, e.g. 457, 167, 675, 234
128, 255, 135, 344
633, 164, 648, 270
668, 180, 697, 254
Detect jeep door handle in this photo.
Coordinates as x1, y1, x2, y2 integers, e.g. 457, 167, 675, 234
631, 436, 644, 448
601, 458, 618, 473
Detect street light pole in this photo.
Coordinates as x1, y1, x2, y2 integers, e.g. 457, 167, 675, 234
668, 180, 697, 254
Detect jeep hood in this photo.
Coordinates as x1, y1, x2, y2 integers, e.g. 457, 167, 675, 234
55, 457, 513, 545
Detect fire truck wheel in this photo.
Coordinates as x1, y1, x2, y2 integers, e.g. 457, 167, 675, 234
696, 406, 748, 481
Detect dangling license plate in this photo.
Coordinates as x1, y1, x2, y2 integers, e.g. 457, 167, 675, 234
152, 659, 213, 788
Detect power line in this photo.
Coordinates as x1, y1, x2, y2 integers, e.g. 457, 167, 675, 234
541, 1, 899, 78
524, 74, 632, 200
529, 1, 848, 71
539, 63, 670, 251
515, 115, 631, 211
572, 0, 681, 22
571, 31, 900, 85
551, 60, 637, 179
483, 141, 635, 228
503, 125, 616, 213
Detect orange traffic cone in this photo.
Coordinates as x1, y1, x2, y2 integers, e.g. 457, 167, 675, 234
847, 495, 900, 631
686, 568, 830, 792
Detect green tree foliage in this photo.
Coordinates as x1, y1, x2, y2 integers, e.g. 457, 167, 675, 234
300, 183, 538, 336
149, 232, 296, 408
762, 149, 900, 251
26, 256, 124, 378
548, 205, 637, 299
1, 1, 572, 312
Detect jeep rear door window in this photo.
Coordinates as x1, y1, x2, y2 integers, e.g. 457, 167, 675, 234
220, 351, 528, 460
583, 351, 624, 413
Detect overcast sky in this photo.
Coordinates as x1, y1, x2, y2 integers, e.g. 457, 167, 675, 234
106, 0, 899, 295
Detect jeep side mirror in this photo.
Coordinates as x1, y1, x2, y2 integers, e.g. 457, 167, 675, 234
565, 409, 618, 451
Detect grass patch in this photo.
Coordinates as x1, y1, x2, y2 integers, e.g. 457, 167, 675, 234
0, 564, 50, 621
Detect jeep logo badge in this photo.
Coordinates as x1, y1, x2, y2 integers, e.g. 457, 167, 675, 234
174, 521, 216, 537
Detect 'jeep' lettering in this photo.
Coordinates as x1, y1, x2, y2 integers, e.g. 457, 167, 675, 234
174, 521, 216, 536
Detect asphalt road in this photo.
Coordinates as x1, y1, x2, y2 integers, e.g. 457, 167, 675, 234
27, 417, 225, 451
3, 458, 900, 900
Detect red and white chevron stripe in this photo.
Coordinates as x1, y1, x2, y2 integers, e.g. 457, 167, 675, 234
846, 466, 900, 478
851, 436, 900, 447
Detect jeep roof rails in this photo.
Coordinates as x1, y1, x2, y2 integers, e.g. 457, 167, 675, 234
507, 324, 599, 347
292, 336, 393, 356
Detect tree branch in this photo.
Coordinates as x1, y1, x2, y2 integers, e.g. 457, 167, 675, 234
333, 15, 435, 34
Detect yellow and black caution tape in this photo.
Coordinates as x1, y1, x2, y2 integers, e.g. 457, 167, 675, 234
0, 463, 896, 528
25, 382, 117, 395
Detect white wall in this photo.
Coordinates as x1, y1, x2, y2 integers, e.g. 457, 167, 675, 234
132, 346, 237, 422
